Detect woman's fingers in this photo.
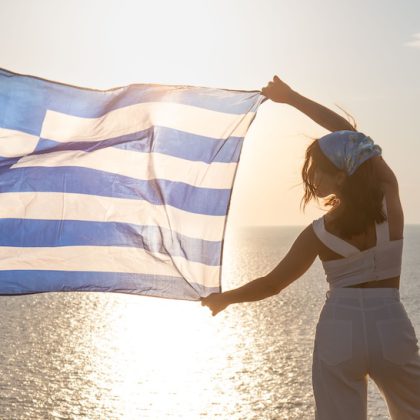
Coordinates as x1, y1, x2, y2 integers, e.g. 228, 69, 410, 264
260, 75, 294, 103
200, 296, 212, 309
260, 81, 274, 95
261, 78, 279, 93
200, 294, 226, 317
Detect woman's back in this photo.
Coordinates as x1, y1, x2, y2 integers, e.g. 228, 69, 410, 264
318, 155, 404, 263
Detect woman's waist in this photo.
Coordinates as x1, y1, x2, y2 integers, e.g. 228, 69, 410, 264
324, 286, 400, 308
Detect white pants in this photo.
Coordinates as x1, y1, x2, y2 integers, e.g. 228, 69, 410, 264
312, 287, 420, 420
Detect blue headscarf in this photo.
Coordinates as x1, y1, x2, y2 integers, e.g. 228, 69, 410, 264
318, 130, 382, 176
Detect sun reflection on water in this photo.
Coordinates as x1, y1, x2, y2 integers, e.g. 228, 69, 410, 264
77, 292, 245, 418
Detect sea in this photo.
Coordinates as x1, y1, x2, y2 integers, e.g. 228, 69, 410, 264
1, 225, 419, 420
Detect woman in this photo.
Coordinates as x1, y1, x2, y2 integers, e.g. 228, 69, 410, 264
200, 75, 420, 419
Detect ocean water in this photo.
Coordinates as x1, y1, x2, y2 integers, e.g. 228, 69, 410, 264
0, 225, 419, 419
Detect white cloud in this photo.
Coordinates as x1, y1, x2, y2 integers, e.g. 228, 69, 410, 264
404, 33, 420, 48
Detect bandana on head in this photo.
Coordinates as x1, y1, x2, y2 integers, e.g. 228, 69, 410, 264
317, 130, 382, 176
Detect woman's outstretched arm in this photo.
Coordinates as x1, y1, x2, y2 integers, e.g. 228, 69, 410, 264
200, 224, 318, 316
261, 75, 356, 133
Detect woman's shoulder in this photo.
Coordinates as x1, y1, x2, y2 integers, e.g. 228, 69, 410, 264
321, 187, 404, 239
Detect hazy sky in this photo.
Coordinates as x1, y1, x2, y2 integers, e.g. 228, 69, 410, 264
1, 0, 419, 227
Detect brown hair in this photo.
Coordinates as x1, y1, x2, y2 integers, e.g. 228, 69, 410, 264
300, 139, 387, 239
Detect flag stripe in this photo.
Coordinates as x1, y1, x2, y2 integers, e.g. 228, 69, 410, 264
40, 104, 256, 143
0, 166, 231, 216
0, 219, 221, 266
0, 67, 260, 116
0, 191, 225, 242
0, 246, 220, 287
32, 128, 244, 164
0, 127, 39, 158
12, 148, 237, 189
0, 270, 219, 300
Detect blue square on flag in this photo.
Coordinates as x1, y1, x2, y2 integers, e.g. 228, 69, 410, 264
0, 68, 264, 300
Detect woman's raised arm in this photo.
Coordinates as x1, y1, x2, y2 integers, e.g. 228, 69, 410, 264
261, 75, 356, 133
371, 155, 399, 189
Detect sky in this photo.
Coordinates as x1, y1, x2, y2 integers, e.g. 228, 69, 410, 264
1, 0, 419, 227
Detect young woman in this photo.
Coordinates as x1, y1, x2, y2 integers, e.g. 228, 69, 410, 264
200, 75, 420, 419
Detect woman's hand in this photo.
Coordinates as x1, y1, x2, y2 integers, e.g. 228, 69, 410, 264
261, 75, 296, 104
261, 75, 356, 131
200, 293, 230, 317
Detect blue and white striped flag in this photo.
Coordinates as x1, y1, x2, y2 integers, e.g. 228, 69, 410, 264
0, 68, 265, 300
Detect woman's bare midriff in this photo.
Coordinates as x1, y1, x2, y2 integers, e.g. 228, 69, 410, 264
344, 277, 400, 289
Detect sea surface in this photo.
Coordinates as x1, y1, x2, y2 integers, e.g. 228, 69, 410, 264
1, 225, 419, 419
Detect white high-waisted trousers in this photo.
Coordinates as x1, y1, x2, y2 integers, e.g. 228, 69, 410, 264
312, 287, 420, 420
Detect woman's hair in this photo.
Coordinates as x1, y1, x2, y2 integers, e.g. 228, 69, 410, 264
300, 139, 387, 239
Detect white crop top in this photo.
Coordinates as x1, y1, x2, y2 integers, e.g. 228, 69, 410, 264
312, 195, 403, 288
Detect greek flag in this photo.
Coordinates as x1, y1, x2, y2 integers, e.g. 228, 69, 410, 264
0, 68, 264, 300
